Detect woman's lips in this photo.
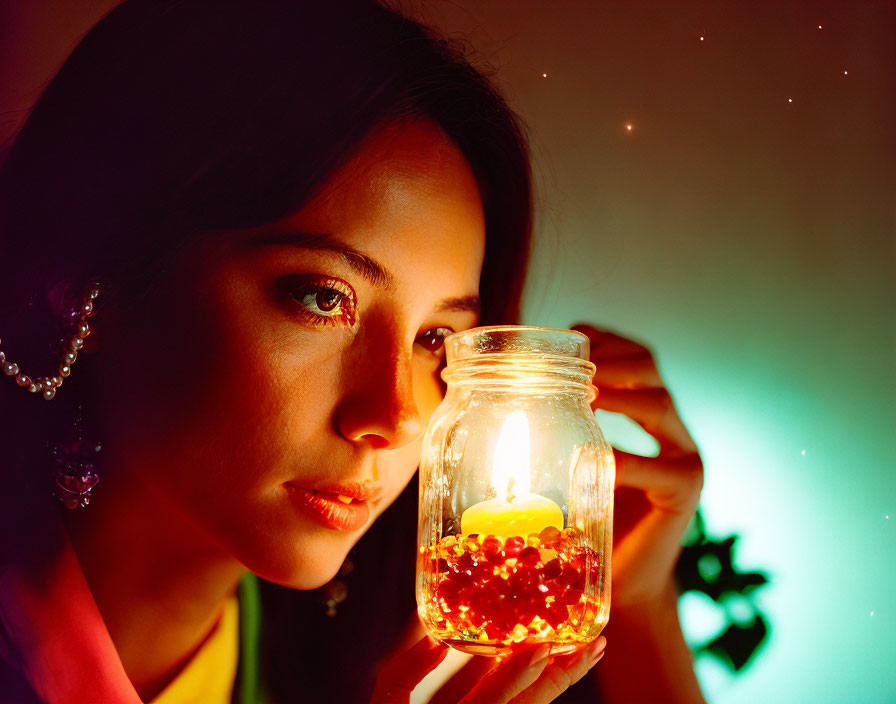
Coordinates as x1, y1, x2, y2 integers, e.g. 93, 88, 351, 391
286, 484, 371, 531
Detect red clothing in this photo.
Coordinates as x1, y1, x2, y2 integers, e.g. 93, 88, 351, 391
0, 495, 142, 703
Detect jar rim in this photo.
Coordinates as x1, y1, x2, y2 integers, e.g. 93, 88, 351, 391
445, 325, 590, 364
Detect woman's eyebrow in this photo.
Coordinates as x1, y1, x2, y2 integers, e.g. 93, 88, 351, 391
248, 230, 479, 315
249, 231, 392, 288
434, 295, 481, 315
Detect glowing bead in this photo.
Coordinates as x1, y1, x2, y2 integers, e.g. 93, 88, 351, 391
462, 537, 480, 553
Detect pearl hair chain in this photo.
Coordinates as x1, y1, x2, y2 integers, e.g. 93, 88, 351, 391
0, 284, 100, 400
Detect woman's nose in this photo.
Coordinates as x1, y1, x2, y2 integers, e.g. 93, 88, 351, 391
334, 346, 423, 450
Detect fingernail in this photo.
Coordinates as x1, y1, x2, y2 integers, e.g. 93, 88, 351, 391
588, 639, 607, 663
528, 644, 551, 668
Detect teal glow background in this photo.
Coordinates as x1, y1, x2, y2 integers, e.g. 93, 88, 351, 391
1, 1, 893, 701
408, 2, 895, 701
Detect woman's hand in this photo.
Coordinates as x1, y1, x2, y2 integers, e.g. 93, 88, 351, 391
572, 324, 704, 608
371, 636, 607, 704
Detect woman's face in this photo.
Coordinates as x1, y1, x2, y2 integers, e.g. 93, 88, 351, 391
99, 119, 485, 588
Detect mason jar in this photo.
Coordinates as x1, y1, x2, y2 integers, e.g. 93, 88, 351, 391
416, 325, 615, 656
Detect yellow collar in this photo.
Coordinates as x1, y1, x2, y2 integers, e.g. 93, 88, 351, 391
149, 595, 240, 704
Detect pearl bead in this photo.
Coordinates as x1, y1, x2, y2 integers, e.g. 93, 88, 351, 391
2, 285, 100, 402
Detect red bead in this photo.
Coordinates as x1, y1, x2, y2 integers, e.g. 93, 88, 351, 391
544, 602, 568, 628
514, 602, 538, 628
439, 579, 461, 599
541, 558, 563, 580
481, 535, 502, 560
472, 560, 493, 582
449, 563, 473, 586
560, 587, 583, 606
539, 525, 562, 548
504, 536, 525, 557
519, 546, 540, 566
508, 568, 539, 597
559, 566, 583, 588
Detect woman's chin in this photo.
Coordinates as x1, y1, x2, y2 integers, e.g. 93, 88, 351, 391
240, 538, 353, 591
245, 561, 346, 591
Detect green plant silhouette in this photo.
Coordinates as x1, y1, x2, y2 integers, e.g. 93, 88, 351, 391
674, 509, 770, 671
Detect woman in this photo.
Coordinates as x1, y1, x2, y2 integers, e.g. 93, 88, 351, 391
0, 1, 705, 702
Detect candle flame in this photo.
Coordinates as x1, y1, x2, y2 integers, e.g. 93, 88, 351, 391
492, 410, 530, 503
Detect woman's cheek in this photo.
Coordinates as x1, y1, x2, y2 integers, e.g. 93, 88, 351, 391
412, 357, 447, 426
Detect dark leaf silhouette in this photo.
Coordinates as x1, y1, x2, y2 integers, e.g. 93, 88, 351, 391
674, 509, 771, 672
699, 615, 769, 671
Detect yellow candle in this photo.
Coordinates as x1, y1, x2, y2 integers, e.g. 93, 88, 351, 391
461, 411, 564, 539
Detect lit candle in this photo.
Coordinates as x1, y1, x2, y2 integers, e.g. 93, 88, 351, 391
460, 410, 565, 539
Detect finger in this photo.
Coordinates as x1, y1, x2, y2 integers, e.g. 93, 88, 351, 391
593, 355, 663, 389
458, 644, 551, 704
611, 454, 704, 606
509, 637, 607, 704
595, 387, 697, 454
371, 636, 448, 703
615, 450, 703, 515
571, 324, 650, 359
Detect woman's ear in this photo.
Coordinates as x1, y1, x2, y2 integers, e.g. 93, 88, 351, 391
47, 279, 76, 321
47, 278, 100, 352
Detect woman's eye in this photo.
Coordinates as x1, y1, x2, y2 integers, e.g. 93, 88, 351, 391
300, 287, 344, 314
281, 276, 357, 327
416, 327, 454, 354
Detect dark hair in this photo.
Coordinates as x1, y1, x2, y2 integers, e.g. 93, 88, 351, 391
0, 0, 532, 478
0, 3, 534, 699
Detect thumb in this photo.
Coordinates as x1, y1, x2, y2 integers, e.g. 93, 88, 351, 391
371, 636, 449, 703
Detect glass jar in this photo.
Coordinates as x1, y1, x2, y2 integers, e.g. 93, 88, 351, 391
416, 326, 615, 656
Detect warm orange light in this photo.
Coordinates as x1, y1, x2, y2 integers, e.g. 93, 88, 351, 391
460, 411, 564, 539
626, 124, 633, 131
